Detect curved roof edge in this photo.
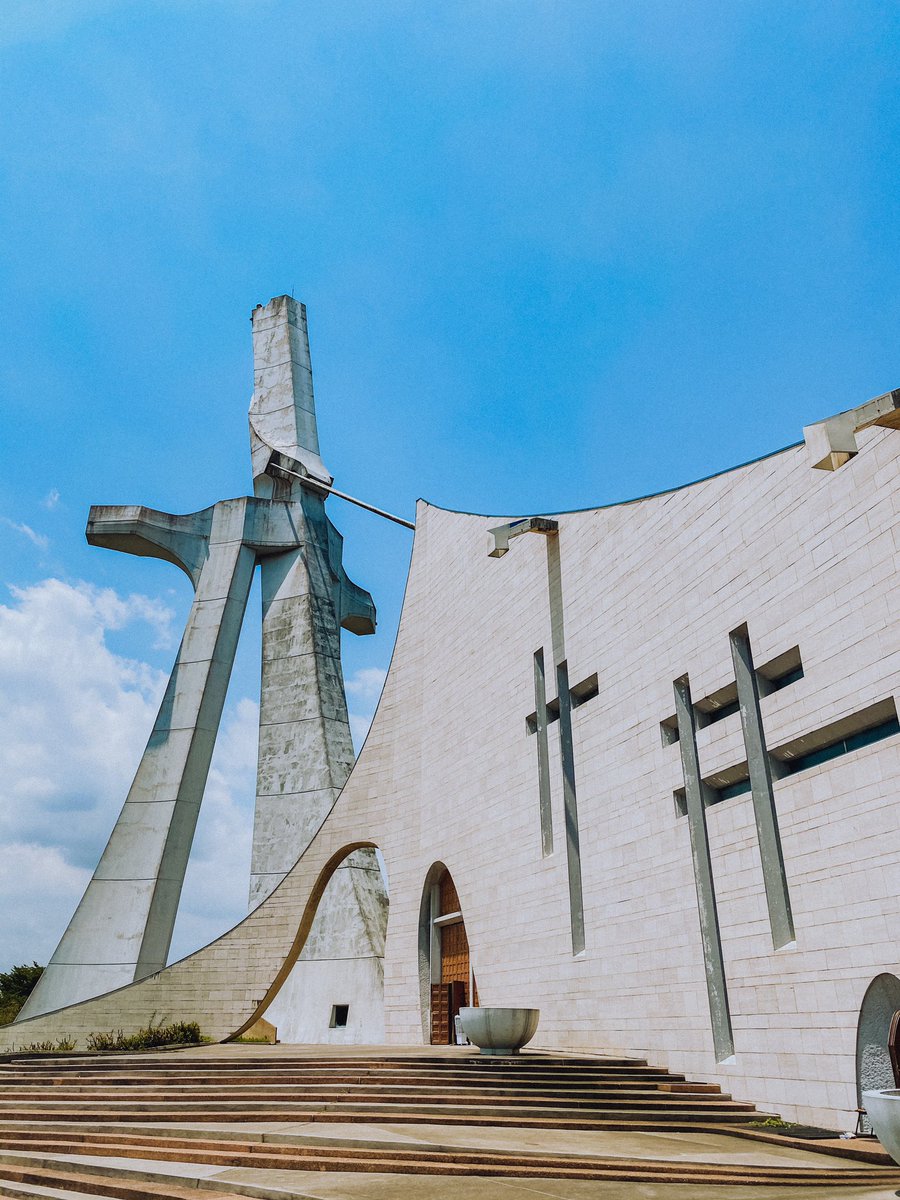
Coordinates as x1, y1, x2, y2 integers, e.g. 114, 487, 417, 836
416, 439, 804, 520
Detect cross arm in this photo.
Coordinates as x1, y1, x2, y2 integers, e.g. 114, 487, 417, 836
324, 517, 376, 635
488, 516, 559, 558
86, 505, 214, 587
244, 499, 377, 636
338, 576, 377, 636
804, 387, 900, 471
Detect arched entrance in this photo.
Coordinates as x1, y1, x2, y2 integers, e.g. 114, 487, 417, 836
418, 865, 478, 1044
856, 972, 900, 1120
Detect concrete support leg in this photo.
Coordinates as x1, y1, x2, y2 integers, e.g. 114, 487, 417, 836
249, 525, 387, 1043
19, 501, 256, 1020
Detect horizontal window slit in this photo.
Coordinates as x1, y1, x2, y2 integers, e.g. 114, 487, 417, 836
757, 646, 804, 696
571, 673, 599, 708
703, 698, 740, 726
673, 768, 751, 818
695, 682, 738, 728
661, 717, 679, 746
774, 712, 900, 776
714, 777, 752, 802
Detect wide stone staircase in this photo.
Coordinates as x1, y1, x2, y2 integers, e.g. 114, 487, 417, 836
0, 1048, 895, 1194
0, 1050, 761, 1130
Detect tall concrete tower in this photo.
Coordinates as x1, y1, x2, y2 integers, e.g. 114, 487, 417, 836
20, 298, 388, 1040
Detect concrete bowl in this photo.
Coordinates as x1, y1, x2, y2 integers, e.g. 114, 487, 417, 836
863, 1088, 900, 1163
459, 1006, 539, 1055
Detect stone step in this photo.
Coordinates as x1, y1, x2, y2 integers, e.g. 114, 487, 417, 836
0, 1131, 853, 1177
0, 1059, 685, 1072
0, 1065, 682, 1081
0, 1078, 697, 1097
0, 1084, 724, 1099
0, 1066, 665, 1075
0, 1064, 672, 1083
0, 1106, 763, 1129
0, 1180, 112, 1200
0, 1094, 763, 1108
0, 1056, 648, 1075
0, 1164, 239, 1200
0, 1091, 756, 1113
0, 1144, 896, 1189
17, 1048, 893, 1192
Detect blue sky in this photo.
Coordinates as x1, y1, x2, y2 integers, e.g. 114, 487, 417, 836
1, 0, 898, 971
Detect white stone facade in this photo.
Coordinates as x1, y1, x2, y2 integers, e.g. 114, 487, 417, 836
5, 415, 900, 1133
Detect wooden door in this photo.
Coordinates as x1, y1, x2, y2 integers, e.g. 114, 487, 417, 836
440, 919, 470, 988
430, 869, 475, 1044
430, 983, 451, 1044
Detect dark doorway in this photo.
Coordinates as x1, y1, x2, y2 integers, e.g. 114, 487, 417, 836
427, 868, 477, 1044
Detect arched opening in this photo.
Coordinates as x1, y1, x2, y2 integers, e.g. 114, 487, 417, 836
856, 972, 900, 1120
417, 863, 478, 1045
229, 840, 387, 1044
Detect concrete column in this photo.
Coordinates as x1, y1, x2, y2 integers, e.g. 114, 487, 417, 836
20, 500, 256, 1019
249, 517, 355, 907
246, 296, 386, 1043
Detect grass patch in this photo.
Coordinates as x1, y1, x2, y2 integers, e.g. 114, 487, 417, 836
85, 1020, 203, 1052
16, 1037, 76, 1054
747, 1117, 841, 1140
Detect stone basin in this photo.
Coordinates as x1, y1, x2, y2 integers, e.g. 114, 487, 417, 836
863, 1088, 900, 1163
459, 1006, 539, 1055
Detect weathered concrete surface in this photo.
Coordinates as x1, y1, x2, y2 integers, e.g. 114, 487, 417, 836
249, 296, 331, 489
19, 499, 257, 1019
248, 296, 384, 1044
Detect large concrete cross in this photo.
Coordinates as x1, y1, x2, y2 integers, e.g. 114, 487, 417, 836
526, 661, 598, 860
21, 297, 376, 1020
487, 518, 590, 958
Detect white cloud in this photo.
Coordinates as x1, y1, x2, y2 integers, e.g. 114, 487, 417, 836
0, 580, 168, 876
0, 845, 89, 968
0, 577, 379, 975
168, 698, 258, 962
116, 592, 177, 651
41, 488, 60, 510
346, 666, 388, 702
346, 666, 387, 752
0, 577, 253, 972
1, 517, 49, 551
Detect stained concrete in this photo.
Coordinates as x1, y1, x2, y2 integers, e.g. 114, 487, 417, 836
20, 502, 258, 1019
247, 297, 386, 1044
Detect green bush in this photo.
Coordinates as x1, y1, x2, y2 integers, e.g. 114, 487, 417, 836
85, 1020, 202, 1052
0, 963, 44, 1025
17, 1036, 75, 1054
